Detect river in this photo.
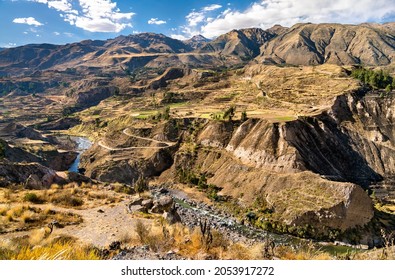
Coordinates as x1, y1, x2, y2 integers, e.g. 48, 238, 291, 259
68, 136, 92, 172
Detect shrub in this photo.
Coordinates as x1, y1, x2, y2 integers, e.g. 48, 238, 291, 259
51, 193, 83, 207
23, 193, 43, 204
135, 220, 150, 244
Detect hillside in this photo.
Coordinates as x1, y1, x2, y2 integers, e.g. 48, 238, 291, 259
1, 22, 395, 260
259, 23, 395, 65
199, 28, 278, 60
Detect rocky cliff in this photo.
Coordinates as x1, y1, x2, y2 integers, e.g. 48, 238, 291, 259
158, 91, 394, 235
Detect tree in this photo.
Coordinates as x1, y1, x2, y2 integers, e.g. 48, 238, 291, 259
163, 106, 171, 120
223, 106, 235, 121
241, 110, 248, 122
134, 175, 148, 196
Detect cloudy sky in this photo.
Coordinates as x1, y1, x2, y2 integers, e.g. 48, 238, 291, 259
1, 0, 394, 47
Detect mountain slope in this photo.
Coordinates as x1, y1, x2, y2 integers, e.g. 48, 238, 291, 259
259, 23, 395, 65
104, 33, 193, 53
199, 28, 277, 60
0, 33, 193, 75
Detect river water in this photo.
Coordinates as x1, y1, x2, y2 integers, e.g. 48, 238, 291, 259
68, 136, 92, 172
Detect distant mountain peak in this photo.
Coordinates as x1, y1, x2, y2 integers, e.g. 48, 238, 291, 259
188, 35, 210, 42
184, 35, 211, 49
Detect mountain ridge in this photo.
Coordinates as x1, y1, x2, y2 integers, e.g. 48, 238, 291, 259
0, 22, 394, 77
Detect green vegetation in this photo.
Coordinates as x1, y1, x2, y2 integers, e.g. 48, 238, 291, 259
176, 168, 222, 201
351, 67, 394, 90
133, 175, 149, 196
23, 193, 43, 204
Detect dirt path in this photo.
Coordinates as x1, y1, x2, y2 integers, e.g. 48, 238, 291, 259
97, 128, 176, 151
0, 202, 149, 248
122, 128, 176, 146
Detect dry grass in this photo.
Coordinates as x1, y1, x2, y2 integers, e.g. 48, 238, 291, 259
0, 204, 82, 233
129, 219, 263, 260
0, 235, 100, 260
1, 182, 123, 211
275, 243, 333, 260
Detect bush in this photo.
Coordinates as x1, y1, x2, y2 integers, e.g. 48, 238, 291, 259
114, 184, 134, 195
23, 193, 43, 204
51, 193, 83, 207
241, 110, 248, 122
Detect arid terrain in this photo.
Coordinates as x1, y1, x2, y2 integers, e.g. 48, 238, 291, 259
0, 22, 395, 260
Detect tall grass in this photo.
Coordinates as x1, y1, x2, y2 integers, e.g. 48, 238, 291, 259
4, 240, 100, 260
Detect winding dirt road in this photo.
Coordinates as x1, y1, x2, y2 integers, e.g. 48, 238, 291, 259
97, 128, 177, 151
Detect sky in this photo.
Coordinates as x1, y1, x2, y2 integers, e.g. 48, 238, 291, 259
1, 0, 394, 47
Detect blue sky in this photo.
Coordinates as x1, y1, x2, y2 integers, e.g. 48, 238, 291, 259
1, 0, 394, 47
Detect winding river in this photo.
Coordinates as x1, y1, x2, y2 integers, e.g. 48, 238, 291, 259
68, 136, 92, 172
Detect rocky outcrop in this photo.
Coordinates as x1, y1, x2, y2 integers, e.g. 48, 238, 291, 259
1, 137, 77, 171
148, 68, 185, 90
127, 195, 180, 223
290, 184, 374, 231
70, 79, 118, 107
0, 160, 63, 188
38, 117, 81, 130
0, 122, 46, 141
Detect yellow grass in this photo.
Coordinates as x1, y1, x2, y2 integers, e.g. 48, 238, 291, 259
5, 241, 100, 260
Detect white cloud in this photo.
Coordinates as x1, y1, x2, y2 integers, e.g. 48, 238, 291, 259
203, 4, 222, 12
173, 3, 224, 39
148, 18, 167, 25
170, 34, 188, 41
12, 17, 43, 26
32, 0, 135, 32
186, 11, 205, 27
53, 31, 61, 35
199, 0, 395, 38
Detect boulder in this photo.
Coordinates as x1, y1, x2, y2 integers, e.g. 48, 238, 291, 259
128, 205, 148, 213
151, 196, 174, 213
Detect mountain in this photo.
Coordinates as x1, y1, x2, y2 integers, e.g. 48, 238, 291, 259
104, 33, 193, 53
184, 35, 211, 49
258, 23, 395, 66
0, 22, 394, 77
0, 33, 193, 76
199, 28, 277, 60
